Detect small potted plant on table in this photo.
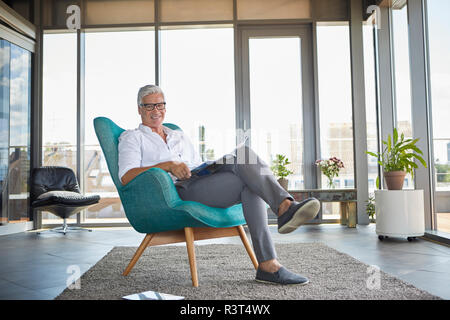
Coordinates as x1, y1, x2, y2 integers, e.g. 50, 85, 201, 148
271, 154, 293, 191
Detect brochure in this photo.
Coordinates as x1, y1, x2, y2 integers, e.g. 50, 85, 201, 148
122, 290, 184, 300
174, 138, 248, 189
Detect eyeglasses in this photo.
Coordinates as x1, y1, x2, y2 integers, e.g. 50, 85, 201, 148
139, 102, 166, 111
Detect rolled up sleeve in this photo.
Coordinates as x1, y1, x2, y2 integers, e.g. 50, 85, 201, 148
118, 131, 142, 182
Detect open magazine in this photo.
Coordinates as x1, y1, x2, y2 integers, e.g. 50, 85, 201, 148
122, 290, 184, 300
174, 138, 248, 189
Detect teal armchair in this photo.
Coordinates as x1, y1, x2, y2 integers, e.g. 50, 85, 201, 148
93, 117, 258, 286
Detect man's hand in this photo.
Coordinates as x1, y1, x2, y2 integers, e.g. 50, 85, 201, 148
121, 161, 191, 185
169, 161, 192, 180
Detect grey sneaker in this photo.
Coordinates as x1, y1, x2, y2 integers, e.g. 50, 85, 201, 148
255, 267, 309, 285
278, 198, 320, 234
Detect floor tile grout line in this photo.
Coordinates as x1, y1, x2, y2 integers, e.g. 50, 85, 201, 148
0, 276, 56, 298
420, 241, 450, 256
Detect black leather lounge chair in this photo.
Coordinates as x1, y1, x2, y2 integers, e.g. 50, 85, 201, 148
31, 166, 100, 235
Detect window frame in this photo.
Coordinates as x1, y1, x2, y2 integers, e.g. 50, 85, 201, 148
38, 1, 362, 228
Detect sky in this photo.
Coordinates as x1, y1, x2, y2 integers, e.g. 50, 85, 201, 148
1, 43, 31, 148
392, 6, 412, 128
427, 0, 450, 139
249, 36, 303, 167
427, 0, 450, 165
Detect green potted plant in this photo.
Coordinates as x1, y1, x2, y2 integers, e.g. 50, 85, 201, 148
366, 128, 427, 190
366, 194, 376, 223
271, 154, 293, 191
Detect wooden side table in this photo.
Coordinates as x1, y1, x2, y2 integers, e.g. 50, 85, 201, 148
290, 189, 357, 228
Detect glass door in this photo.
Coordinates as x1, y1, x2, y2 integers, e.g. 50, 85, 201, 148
239, 25, 316, 219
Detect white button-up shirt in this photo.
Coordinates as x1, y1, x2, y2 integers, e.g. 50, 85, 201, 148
118, 123, 203, 182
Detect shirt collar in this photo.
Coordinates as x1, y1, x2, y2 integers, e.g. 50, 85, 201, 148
138, 123, 177, 137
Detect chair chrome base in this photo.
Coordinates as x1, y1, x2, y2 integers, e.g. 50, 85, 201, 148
37, 219, 92, 235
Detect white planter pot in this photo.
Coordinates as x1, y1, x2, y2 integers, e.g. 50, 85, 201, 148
375, 190, 425, 240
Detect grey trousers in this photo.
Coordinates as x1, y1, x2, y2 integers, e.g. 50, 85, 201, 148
176, 146, 293, 263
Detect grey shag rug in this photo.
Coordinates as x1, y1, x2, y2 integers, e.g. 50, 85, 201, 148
56, 243, 440, 300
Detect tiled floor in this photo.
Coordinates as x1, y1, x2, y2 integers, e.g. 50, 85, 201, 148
0, 224, 449, 300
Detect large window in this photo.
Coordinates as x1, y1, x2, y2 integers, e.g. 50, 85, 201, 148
38, 5, 358, 227
42, 30, 155, 225
160, 27, 235, 162
42, 33, 77, 172
248, 37, 304, 190
427, 0, 450, 234
84, 29, 155, 223
317, 23, 354, 190
427, 0, 450, 191
391, 5, 413, 189
317, 23, 353, 220
0, 40, 10, 225
0, 39, 32, 224
8, 44, 32, 223
42, 32, 77, 224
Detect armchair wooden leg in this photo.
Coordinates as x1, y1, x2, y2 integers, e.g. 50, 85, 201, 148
123, 233, 154, 276
184, 227, 199, 287
237, 225, 259, 270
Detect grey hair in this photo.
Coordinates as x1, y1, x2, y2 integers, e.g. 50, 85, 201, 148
137, 85, 165, 106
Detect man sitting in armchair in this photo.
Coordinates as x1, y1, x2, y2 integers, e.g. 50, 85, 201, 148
118, 85, 320, 285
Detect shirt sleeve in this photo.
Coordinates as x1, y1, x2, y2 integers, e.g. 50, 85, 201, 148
118, 130, 142, 182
